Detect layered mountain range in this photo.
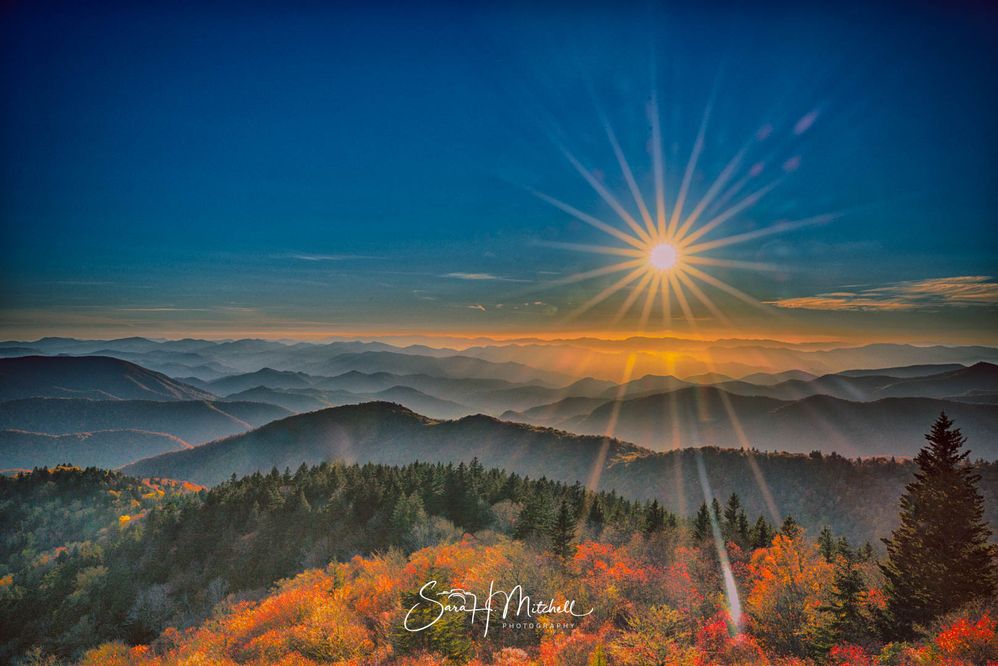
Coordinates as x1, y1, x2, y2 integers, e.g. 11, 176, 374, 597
4, 335, 997, 381
2, 337, 997, 540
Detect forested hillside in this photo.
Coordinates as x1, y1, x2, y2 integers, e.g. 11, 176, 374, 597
0, 461, 669, 662
3, 440, 994, 665
122, 402, 998, 544
0, 466, 200, 590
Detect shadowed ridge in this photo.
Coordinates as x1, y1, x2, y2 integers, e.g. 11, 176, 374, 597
120, 401, 649, 487
0, 355, 215, 402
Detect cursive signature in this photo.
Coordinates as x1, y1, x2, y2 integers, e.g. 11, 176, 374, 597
403, 580, 594, 637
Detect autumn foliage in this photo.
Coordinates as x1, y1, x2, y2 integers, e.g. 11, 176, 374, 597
76, 533, 996, 665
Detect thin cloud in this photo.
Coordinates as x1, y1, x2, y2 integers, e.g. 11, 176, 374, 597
115, 307, 212, 312
44, 280, 118, 286
442, 272, 530, 282
467, 304, 487, 311
770, 295, 915, 312
412, 290, 437, 301
281, 253, 380, 262
885, 275, 998, 303
770, 275, 998, 311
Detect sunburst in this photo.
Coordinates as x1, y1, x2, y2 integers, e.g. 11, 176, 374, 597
534, 93, 835, 332
528, 91, 842, 634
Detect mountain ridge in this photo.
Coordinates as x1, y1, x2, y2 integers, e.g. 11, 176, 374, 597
0, 355, 215, 402
118, 401, 998, 545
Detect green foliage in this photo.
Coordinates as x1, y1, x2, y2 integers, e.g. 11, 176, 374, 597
395, 577, 474, 662
0, 466, 196, 663
549, 499, 578, 561
780, 515, 802, 538
750, 515, 774, 549
722, 493, 750, 546
643, 499, 668, 535
693, 503, 712, 541
514, 492, 553, 540
610, 446, 998, 545
818, 526, 836, 562
816, 543, 874, 653
0, 465, 185, 577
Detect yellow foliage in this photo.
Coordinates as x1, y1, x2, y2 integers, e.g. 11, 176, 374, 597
78, 641, 138, 666
745, 533, 834, 656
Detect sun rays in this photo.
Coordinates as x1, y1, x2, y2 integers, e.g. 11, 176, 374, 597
533, 94, 833, 334
531, 93, 828, 632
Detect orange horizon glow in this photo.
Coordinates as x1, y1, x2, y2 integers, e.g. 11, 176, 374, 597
5, 325, 994, 348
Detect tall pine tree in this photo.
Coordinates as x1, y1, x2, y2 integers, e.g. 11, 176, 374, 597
693, 502, 712, 541
817, 526, 836, 562
550, 499, 578, 561
816, 542, 872, 652
515, 492, 553, 540
880, 413, 998, 639
750, 516, 774, 549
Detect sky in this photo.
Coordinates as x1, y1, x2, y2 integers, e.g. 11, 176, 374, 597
1, 2, 996, 343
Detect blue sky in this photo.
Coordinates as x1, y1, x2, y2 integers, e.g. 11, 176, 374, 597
1, 2, 996, 341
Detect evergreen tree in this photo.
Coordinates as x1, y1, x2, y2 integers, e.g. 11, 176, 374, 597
817, 543, 872, 652
389, 492, 428, 548
750, 516, 773, 549
514, 492, 553, 540
693, 502, 712, 541
817, 526, 835, 562
289, 489, 311, 514
443, 464, 491, 531
736, 511, 750, 544
723, 493, 741, 538
587, 498, 606, 531
550, 499, 577, 561
644, 499, 667, 535
880, 413, 998, 639
780, 515, 801, 538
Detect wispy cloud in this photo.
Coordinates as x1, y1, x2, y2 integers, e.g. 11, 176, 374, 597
44, 280, 118, 286
492, 300, 558, 314
769, 295, 915, 311
442, 272, 529, 282
467, 304, 487, 311
770, 276, 998, 311
279, 253, 380, 262
115, 307, 212, 312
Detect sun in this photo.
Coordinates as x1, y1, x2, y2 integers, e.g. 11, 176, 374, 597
649, 243, 679, 271
531, 92, 835, 331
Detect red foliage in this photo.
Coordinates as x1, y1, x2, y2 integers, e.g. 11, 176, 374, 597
663, 555, 706, 616
934, 612, 998, 664
695, 611, 767, 666
828, 643, 873, 666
